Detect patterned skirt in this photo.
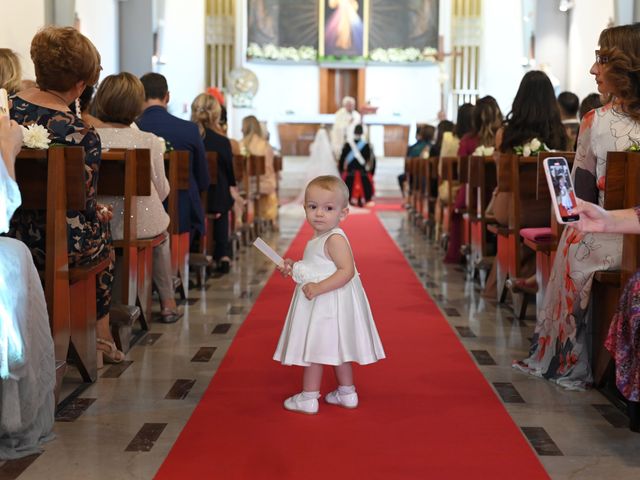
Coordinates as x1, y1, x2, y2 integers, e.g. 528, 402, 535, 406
606, 270, 640, 401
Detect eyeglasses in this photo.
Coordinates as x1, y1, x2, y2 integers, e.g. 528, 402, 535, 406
595, 50, 609, 64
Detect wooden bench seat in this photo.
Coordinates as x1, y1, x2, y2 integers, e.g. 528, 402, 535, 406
164, 150, 191, 299
98, 148, 152, 350
15, 146, 100, 399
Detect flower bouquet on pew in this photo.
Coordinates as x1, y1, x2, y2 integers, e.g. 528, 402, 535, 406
472, 145, 495, 156
513, 137, 548, 157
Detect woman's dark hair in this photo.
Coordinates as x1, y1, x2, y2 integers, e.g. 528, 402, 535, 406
597, 23, 640, 121
454, 103, 474, 138
578, 93, 603, 120
500, 70, 568, 152
469, 95, 503, 147
430, 120, 454, 158
418, 124, 435, 143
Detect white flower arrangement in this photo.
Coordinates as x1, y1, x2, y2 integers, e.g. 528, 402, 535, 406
514, 137, 547, 157
472, 145, 495, 156
21, 124, 51, 149
247, 42, 317, 62
369, 47, 438, 63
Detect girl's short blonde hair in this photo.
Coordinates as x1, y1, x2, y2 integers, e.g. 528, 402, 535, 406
305, 175, 350, 208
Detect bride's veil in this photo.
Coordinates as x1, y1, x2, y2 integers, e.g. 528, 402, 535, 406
282, 127, 339, 209
307, 127, 339, 179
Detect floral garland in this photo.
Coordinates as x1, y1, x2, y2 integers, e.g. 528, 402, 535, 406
247, 43, 317, 62
513, 138, 548, 157
369, 47, 438, 63
247, 43, 438, 63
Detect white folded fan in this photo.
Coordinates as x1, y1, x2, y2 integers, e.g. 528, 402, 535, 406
253, 237, 284, 267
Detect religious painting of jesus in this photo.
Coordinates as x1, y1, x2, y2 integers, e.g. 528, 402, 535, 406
323, 0, 365, 57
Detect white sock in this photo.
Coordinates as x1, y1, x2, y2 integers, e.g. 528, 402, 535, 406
337, 385, 356, 395
301, 391, 320, 400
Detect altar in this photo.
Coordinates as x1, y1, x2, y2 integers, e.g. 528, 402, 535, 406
274, 114, 411, 158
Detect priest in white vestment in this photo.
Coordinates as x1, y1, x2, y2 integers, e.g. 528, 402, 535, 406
331, 96, 361, 158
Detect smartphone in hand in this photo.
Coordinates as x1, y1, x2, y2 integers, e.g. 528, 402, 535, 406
543, 156, 579, 223
0, 88, 9, 118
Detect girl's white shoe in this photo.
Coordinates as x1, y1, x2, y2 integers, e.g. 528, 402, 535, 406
325, 389, 358, 409
283, 392, 319, 414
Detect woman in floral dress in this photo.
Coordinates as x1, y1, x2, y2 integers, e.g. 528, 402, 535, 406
514, 24, 640, 390
9, 26, 123, 363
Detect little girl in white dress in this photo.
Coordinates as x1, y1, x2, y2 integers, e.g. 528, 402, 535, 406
274, 175, 385, 414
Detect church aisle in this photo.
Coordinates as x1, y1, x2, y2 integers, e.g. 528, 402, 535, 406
154, 210, 547, 479
3, 208, 640, 479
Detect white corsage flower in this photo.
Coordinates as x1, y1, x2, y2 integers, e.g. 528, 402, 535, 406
523, 145, 532, 157
292, 261, 314, 285
21, 124, 51, 149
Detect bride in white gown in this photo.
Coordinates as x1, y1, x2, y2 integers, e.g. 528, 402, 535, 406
281, 127, 339, 213
0, 117, 55, 459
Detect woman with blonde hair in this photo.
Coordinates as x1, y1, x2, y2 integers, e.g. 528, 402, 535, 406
191, 93, 238, 273
0, 49, 22, 94
240, 115, 278, 225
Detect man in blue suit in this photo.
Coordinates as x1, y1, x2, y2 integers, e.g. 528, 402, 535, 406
137, 73, 210, 244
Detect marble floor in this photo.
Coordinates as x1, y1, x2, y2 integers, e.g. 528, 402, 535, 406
2, 160, 640, 479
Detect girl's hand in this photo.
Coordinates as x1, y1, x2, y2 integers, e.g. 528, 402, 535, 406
302, 282, 321, 300
568, 199, 610, 233
277, 258, 294, 277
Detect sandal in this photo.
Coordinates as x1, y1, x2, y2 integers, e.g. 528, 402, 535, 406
96, 338, 125, 368
158, 308, 182, 324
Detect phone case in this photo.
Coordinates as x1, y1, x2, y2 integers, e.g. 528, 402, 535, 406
543, 157, 579, 224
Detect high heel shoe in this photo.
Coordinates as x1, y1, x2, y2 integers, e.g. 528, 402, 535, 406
97, 338, 125, 367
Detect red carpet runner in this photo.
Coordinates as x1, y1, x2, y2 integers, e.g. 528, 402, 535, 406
155, 213, 549, 479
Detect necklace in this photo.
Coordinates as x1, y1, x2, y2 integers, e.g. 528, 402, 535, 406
41, 89, 71, 108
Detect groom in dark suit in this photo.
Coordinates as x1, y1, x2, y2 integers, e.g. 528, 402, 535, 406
137, 72, 210, 244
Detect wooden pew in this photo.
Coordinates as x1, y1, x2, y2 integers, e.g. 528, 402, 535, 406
164, 150, 190, 299
591, 151, 632, 386
233, 153, 255, 245
487, 153, 516, 302
249, 154, 267, 234
524, 152, 576, 320
506, 154, 548, 317
457, 155, 471, 256
421, 157, 440, 238
439, 156, 460, 246
404, 157, 419, 219
98, 148, 152, 350
468, 155, 497, 284
15, 146, 101, 396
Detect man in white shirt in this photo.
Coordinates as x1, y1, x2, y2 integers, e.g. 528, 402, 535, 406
331, 96, 361, 158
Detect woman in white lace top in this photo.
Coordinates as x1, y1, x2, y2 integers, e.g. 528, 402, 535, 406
94, 73, 180, 323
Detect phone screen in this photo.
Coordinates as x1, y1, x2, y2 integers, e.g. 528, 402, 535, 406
546, 157, 579, 223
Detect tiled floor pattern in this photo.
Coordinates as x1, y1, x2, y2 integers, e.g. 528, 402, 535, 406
377, 210, 640, 479
2, 207, 640, 479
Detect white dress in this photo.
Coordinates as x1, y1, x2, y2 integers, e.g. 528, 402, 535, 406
0, 155, 55, 459
273, 228, 385, 366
